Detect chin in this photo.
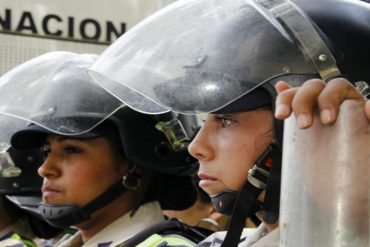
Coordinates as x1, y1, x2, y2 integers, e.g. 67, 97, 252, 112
43, 197, 68, 205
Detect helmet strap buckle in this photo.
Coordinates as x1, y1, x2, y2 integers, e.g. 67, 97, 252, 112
122, 165, 141, 190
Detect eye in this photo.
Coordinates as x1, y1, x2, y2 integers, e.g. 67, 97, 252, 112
216, 117, 236, 127
41, 147, 51, 158
64, 146, 82, 154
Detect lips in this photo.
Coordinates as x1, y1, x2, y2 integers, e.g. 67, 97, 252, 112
198, 173, 217, 181
198, 172, 219, 188
41, 184, 62, 200
42, 184, 61, 193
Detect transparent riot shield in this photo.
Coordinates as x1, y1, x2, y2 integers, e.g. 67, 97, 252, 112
281, 100, 370, 247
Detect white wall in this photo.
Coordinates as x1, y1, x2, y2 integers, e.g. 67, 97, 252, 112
0, 0, 176, 75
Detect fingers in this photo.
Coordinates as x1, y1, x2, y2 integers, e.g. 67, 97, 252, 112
275, 79, 326, 128
274, 77, 363, 129
275, 81, 296, 119
316, 78, 363, 125
365, 101, 370, 121
275, 81, 290, 93
290, 79, 326, 128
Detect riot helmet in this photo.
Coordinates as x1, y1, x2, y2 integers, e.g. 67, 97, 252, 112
0, 147, 43, 195
0, 147, 43, 219
88, 0, 370, 246
0, 51, 198, 228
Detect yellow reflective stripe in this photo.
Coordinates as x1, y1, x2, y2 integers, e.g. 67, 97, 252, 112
135, 234, 195, 247
10, 233, 22, 240
161, 235, 195, 246
136, 234, 163, 247
10, 233, 37, 247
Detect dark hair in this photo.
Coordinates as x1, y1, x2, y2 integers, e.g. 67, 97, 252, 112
104, 129, 127, 169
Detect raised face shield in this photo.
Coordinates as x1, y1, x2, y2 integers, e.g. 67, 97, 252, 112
89, 0, 340, 114
0, 51, 124, 151
0, 116, 27, 151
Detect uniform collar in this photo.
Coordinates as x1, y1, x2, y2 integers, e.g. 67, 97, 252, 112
58, 201, 164, 247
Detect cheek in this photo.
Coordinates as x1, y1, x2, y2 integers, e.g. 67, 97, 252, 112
62, 162, 121, 206
218, 140, 255, 191
226, 155, 253, 191
220, 130, 273, 191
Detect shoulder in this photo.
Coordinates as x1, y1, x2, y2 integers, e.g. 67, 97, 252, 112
77, 202, 165, 247
197, 228, 258, 247
122, 218, 213, 247
246, 227, 279, 247
135, 233, 196, 247
0, 218, 34, 240
0, 232, 38, 247
54, 232, 82, 247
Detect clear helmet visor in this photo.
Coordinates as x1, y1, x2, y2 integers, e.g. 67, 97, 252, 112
0, 51, 124, 150
90, 0, 340, 114
0, 116, 27, 152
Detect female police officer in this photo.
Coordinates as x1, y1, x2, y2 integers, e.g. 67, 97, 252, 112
0, 51, 202, 247
88, 0, 370, 246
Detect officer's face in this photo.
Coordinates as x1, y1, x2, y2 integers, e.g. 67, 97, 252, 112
38, 135, 127, 206
188, 108, 273, 197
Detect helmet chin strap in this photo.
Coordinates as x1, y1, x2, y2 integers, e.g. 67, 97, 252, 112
213, 144, 276, 247
39, 168, 141, 228
210, 190, 239, 216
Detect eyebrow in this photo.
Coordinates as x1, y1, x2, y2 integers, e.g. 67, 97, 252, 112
215, 113, 236, 118
44, 135, 77, 145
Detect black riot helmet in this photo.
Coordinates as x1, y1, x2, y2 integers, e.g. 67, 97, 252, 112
0, 51, 198, 228
88, 0, 370, 246
0, 147, 43, 220
0, 147, 43, 195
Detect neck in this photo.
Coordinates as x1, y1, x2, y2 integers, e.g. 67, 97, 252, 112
76, 190, 137, 243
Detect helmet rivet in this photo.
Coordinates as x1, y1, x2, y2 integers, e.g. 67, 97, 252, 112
282, 66, 292, 73
218, 200, 223, 208
47, 107, 56, 113
318, 54, 327, 62
26, 156, 34, 162
12, 182, 19, 188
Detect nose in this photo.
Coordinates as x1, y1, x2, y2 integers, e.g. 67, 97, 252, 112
188, 125, 214, 161
38, 153, 60, 179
